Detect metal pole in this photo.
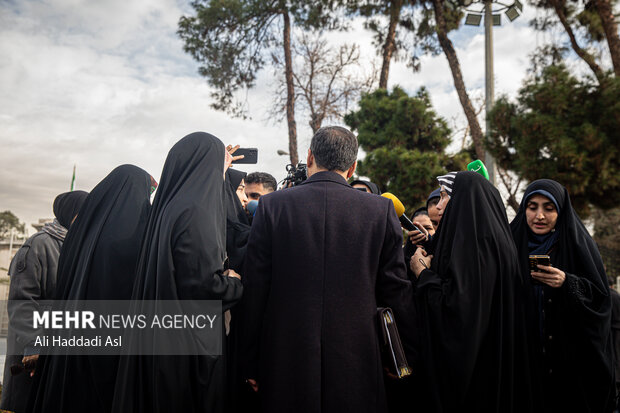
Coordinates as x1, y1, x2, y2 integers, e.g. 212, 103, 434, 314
484, 0, 496, 185
7, 228, 14, 269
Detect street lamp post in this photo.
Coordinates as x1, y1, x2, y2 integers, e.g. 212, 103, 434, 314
484, 0, 495, 185
463, 0, 523, 185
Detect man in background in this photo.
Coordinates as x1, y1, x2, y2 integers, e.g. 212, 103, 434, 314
244, 172, 277, 202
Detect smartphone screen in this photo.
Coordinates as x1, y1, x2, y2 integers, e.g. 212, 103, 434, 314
529, 255, 551, 272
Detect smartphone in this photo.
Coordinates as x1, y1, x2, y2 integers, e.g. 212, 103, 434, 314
231, 148, 258, 164
529, 255, 551, 272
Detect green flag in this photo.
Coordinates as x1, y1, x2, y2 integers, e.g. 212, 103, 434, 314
70, 164, 76, 191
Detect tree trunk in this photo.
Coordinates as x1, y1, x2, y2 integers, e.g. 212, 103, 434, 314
309, 113, 324, 134
283, 11, 299, 165
592, 206, 620, 280
379, 0, 402, 89
431, 0, 485, 161
593, 0, 620, 76
550, 0, 605, 81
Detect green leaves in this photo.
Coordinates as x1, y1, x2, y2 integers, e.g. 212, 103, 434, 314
346, 86, 470, 212
178, 0, 275, 116
344, 86, 451, 153
487, 65, 620, 216
178, 0, 336, 117
0, 211, 25, 239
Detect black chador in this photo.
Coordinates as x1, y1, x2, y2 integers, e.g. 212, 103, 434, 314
511, 179, 615, 412
225, 168, 250, 272
112, 132, 243, 413
26, 165, 154, 413
415, 171, 535, 412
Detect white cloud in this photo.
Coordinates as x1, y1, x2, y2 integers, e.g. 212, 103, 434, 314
0, 1, 595, 230
0, 0, 297, 230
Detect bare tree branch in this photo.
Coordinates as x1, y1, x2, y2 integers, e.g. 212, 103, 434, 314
548, 0, 605, 82
272, 31, 378, 134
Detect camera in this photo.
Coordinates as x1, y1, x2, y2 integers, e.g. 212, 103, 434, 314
281, 163, 308, 188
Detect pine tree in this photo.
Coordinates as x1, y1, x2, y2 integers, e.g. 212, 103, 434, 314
178, 0, 336, 165
345, 86, 470, 212
486, 64, 620, 216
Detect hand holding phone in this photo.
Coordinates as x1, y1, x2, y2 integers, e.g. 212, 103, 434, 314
231, 148, 258, 164
408, 223, 428, 245
529, 255, 551, 273
529, 255, 566, 288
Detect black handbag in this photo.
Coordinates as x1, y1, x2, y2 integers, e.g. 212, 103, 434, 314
377, 307, 412, 379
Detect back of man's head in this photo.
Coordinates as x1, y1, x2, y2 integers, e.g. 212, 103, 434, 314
245, 172, 277, 193
310, 126, 358, 172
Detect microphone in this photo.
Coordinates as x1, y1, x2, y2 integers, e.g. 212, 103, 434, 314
381, 193, 416, 231
247, 200, 259, 216
467, 159, 489, 180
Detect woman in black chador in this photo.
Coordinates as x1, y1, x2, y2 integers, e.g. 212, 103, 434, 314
223, 167, 257, 413
112, 132, 243, 413
225, 168, 250, 272
511, 179, 615, 412
410, 171, 534, 412
25, 164, 154, 413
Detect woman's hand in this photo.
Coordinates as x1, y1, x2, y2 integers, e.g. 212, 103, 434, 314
225, 144, 244, 171
410, 247, 433, 279
224, 269, 241, 280
407, 223, 428, 246
246, 378, 259, 392
22, 354, 39, 377
531, 264, 566, 288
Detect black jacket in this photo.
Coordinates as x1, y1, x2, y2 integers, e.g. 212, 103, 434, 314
241, 170, 418, 413
1, 230, 62, 413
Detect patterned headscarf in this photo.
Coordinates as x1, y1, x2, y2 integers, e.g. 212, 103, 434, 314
437, 172, 458, 196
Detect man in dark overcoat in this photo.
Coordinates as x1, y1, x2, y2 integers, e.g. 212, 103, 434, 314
241, 126, 417, 413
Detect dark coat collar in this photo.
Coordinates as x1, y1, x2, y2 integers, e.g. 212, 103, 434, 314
302, 170, 351, 188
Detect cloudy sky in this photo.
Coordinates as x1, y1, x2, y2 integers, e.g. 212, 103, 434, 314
0, 0, 590, 231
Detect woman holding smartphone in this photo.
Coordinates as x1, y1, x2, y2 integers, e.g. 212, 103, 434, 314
112, 132, 243, 413
511, 179, 615, 412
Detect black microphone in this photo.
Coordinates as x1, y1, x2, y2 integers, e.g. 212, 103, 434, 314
399, 215, 416, 232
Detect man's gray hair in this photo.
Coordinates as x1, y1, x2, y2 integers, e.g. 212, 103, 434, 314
309, 126, 358, 172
